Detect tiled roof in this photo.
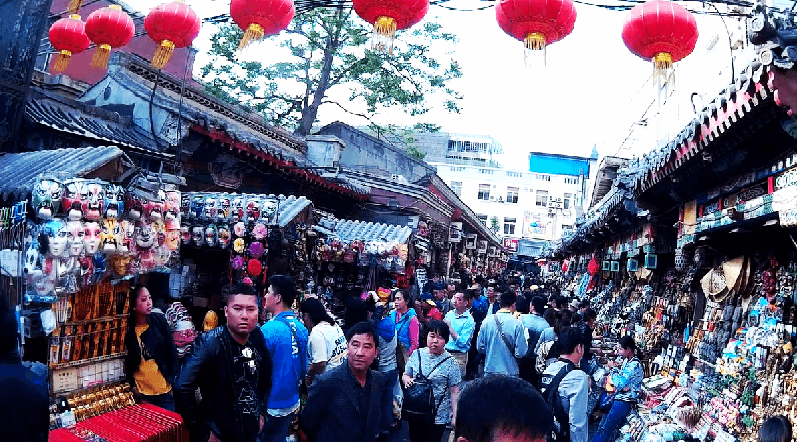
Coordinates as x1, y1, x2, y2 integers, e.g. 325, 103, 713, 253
0, 146, 127, 197
26, 96, 158, 151
317, 217, 413, 244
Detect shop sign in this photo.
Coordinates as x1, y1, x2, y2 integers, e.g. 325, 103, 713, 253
448, 222, 462, 243
683, 200, 697, 236
780, 209, 797, 226
503, 237, 518, 253
465, 234, 477, 250
775, 166, 797, 191
477, 240, 487, 254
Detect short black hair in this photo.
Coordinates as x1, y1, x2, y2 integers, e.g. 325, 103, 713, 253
619, 335, 637, 353
456, 375, 553, 442
579, 299, 591, 309
268, 274, 296, 307
498, 291, 516, 308
426, 319, 450, 342
346, 320, 379, 347
554, 296, 567, 309
531, 296, 547, 314
759, 416, 792, 442
225, 283, 257, 305
461, 290, 474, 302
515, 295, 530, 314
557, 326, 583, 355
582, 307, 597, 322
393, 289, 414, 309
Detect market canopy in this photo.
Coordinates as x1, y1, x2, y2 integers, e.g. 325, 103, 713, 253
316, 217, 413, 244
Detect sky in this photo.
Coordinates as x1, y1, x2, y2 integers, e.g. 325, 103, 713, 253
133, 0, 749, 169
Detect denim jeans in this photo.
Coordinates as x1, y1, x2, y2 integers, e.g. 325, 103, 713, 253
258, 413, 294, 442
142, 392, 175, 412
591, 400, 635, 442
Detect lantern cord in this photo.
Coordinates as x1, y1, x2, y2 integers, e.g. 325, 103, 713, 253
149, 71, 164, 153
704, 1, 735, 85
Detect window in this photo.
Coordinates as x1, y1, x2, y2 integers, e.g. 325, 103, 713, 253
450, 181, 462, 196
450, 166, 464, 172
506, 171, 522, 178
477, 214, 488, 225
479, 168, 493, 175
504, 218, 516, 235
564, 176, 579, 185
533, 173, 551, 182
563, 193, 572, 209
536, 190, 548, 207
478, 184, 491, 201
507, 187, 519, 204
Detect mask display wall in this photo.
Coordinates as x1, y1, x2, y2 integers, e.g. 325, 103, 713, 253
25, 175, 181, 298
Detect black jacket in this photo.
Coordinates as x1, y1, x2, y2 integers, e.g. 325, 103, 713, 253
300, 363, 391, 442
175, 325, 272, 442
0, 351, 49, 442
125, 312, 178, 389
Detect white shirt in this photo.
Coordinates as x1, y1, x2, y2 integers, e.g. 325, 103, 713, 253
307, 321, 347, 372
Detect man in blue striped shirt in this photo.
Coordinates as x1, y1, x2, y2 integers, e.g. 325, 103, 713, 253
444, 290, 476, 377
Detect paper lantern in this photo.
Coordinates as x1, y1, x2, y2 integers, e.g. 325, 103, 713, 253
562, 261, 568, 273
144, 1, 201, 69
495, 0, 577, 65
587, 257, 599, 275
230, 0, 295, 50
85, 5, 135, 68
622, 0, 698, 87
49, 15, 91, 72
352, 0, 429, 54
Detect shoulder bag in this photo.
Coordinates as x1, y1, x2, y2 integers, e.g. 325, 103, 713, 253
403, 351, 452, 423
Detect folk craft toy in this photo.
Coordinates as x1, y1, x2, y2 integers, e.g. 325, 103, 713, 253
62, 179, 87, 221
104, 183, 125, 218
32, 177, 63, 220
83, 180, 105, 221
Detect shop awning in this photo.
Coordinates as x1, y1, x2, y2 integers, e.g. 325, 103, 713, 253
0, 146, 130, 198
316, 217, 413, 244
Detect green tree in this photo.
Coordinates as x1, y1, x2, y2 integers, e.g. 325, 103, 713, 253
489, 216, 500, 234
201, 8, 463, 137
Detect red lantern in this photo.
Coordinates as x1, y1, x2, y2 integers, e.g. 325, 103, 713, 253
622, 0, 698, 87
352, 0, 429, 54
230, 0, 294, 50
495, 0, 576, 65
562, 261, 568, 273
587, 257, 599, 275
85, 5, 135, 68
49, 15, 90, 72
144, 1, 201, 69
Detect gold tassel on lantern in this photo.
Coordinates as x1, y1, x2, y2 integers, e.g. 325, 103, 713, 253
238, 23, 264, 50
91, 43, 112, 68
53, 50, 73, 72
371, 16, 396, 54
524, 32, 546, 66
67, 0, 83, 14
151, 40, 175, 69
653, 52, 674, 88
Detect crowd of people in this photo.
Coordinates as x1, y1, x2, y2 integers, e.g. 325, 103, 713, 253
0, 270, 794, 442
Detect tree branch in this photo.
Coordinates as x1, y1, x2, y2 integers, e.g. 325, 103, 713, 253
321, 100, 375, 123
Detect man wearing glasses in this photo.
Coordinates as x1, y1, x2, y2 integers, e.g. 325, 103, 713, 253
175, 284, 273, 442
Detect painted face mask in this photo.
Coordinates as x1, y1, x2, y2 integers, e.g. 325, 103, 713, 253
189, 195, 205, 220
262, 199, 277, 223
101, 218, 121, 253
144, 189, 165, 220
134, 221, 155, 250
24, 236, 42, 277
84, 221, 102, 254
246, 197, 262, 223
126, 192, 144, 220
203, 196, 217, 221
43, 219, 68, 258
205, 224, 218, 247
32, 177, 63, 220
82, 181, 105, 221
164, 190, 181, 221
151, 220, 166, 248
104, 184, 125, 219
181, 225, 191, 245
191, 225, 204, 246
66, 221, 85, 257
119, 220, 135, 253
231, 196, 245, 222
110, 254, 131, 276
62, 179, 87, 221
217, 225, 231, 249
165, 220, 181, 251
92, 253, 106, 284
219, 197, 231, 222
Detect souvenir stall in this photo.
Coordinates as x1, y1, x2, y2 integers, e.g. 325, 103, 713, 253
10, 166, 183, 437
177, 192, 314, 309
313, 216, 413, 317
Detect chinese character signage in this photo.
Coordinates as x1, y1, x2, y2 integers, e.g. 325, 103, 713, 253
523, 211, 551, 240
503, 238, 518, 253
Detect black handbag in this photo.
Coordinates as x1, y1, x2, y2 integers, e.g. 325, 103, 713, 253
402, 352, 451, 423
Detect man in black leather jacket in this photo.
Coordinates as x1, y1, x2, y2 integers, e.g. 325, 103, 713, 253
175, 284, 273, 442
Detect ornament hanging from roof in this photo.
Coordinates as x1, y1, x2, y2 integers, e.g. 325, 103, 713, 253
84, 5, 135, 69
49, 14, 91, 72
494, 0, 577, 65
622, 0, 698, 89
352, 0, 430, 55
229, 0, 295, 50
144, 0, 202, 69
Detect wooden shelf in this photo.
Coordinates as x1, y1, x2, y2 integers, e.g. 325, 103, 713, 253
52, 353, 126, 370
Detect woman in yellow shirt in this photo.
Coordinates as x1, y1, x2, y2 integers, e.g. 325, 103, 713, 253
124, 285, 178, 411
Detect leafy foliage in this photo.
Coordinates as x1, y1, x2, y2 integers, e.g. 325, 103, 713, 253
489, 216, 500, 233
200, 8, 463, 136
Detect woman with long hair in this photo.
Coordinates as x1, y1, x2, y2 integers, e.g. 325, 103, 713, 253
124, 285, 178, 411
389, 290, 419, 375
591, 336, 644, 442
300, 297, 347, 384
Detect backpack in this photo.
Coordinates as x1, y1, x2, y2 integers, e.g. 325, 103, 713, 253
540, 360, 579, 442
536, 331, 558, 374
402, 351, 452, 423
